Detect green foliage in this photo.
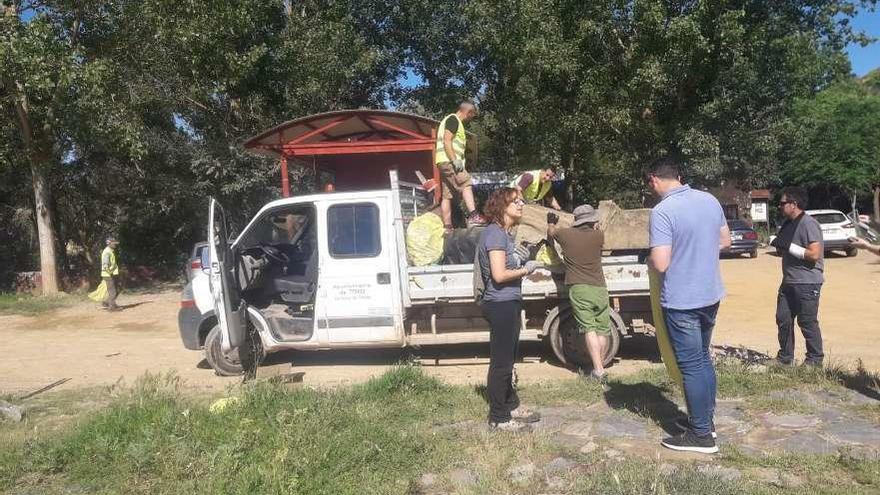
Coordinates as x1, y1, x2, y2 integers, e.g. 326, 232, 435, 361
1, 0, 408, 280
782, 79, 880, 198
2, 0, 878, 284
392, 0, 869, 204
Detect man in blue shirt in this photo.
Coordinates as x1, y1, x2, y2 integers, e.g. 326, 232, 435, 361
648, 156, 731, 454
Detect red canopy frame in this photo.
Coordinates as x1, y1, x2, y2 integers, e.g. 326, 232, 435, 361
243, 110, 475, 203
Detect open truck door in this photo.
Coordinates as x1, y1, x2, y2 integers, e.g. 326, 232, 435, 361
208, 198, 247, 352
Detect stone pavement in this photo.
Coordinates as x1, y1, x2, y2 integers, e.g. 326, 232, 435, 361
418, 384, 880, 493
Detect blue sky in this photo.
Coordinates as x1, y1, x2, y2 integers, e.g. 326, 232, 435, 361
847, 7, 880, 76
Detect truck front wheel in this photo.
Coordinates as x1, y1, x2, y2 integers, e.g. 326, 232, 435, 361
547, 306, 623, 369
204, 325, 244, 376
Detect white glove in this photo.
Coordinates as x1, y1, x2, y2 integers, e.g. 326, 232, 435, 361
523, 260, 541, 274
452, 158, 465, 172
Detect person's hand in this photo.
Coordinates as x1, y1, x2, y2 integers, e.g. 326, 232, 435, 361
770, 235, 788, 251
523, 260, 541, 274
452, 158, 465, 172
850, 237, 871, 250
513, 244, 530, 265
547, 212, 559, 225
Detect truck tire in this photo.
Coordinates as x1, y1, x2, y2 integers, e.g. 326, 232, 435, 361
547, 306, 623, 369
749, 248, 758, 259
846, 247, 858, 258
204, 325, 244, 376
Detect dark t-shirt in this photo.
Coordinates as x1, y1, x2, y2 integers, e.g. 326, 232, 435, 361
478, 223, 522, 301
517, 173, 535, 190
779, 213, 824, 284
444, 115, 459, 135
552, 227, 606, 287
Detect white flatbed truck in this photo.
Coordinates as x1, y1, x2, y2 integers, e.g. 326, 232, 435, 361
182, 171, 653, 375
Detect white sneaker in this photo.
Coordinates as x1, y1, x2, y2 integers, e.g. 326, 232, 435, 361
510, 407, 540, 423
489, 419, 531, 432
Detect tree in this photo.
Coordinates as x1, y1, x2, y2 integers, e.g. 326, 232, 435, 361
2, 0, 408, 287
1, 1, 70, 293
391, 0, 874, 206
782, 80, 880, 219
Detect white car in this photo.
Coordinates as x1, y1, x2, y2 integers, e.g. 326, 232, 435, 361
806, 209, 858, 257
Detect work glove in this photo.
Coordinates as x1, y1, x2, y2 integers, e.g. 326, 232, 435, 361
513, 243, 530, 266
523, 260, 541, 274
452, 158, 465, 172
547, 212, 559, 225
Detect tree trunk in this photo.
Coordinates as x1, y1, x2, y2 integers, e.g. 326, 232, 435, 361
8, 76, 60, 294
31, 163, 60, 294
873, 185, 879, 222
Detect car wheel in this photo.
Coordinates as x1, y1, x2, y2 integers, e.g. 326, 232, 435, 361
204, 325, 244, 376
749, 249, 758, 259
846, 247, 858, 258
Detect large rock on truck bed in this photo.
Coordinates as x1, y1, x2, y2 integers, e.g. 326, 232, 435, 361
514, 202, 650, 251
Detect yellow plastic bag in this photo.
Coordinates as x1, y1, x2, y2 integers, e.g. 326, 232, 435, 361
88, 281, 108, 302
209, 397, 241, 414
535, 243, 563, 266
406, 211, 445, 266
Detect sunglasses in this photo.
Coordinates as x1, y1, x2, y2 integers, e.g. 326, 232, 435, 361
778, 200, 793, 206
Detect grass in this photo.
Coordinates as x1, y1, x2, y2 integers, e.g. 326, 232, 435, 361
722, 446, 880, 491
2, 362, 879, 494
2, 369, 485, 494
0, 292, 79, 316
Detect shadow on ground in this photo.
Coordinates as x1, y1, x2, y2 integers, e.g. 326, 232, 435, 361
252, 337, 664, 375
603, 381, 682, 434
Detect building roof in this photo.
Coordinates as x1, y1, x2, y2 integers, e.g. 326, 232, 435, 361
750, 189, 771, 200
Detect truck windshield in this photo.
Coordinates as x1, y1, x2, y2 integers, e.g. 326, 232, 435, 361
239, 207, 314, 249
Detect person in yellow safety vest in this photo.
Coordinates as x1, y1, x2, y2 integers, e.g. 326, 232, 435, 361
511, 167, 562, 210
101, 237, 121, 311
435, 100, 487, 231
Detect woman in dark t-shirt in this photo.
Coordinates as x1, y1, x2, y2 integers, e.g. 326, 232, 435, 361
476, 187, 540, 431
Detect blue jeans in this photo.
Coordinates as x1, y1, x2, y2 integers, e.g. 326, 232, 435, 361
664, 303, 719, 437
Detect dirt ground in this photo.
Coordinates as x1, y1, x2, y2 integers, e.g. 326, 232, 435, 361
2, 249, 879, 395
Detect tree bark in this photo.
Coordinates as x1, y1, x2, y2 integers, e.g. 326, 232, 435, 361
31, 163, 60, 294
873, 185, 879, 222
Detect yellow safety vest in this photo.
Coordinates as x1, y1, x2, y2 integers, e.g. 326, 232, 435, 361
511, 170, 552, 201
435, 114, 466, 165
101, 246, 119, 277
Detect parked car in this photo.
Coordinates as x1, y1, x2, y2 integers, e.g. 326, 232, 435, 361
847, 212, 880, 243
726, 219, 758, 258
185, 241, 210, 282
806, 209, 858, 257
186, 240, 233, 281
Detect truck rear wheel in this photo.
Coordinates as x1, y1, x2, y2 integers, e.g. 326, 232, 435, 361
204, 325, 244, 376
547, 306, 623, 369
